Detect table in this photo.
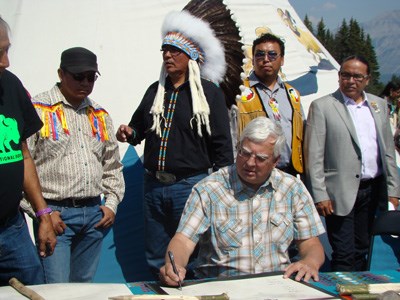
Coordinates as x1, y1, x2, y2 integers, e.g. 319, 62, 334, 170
2, 270, 399, 300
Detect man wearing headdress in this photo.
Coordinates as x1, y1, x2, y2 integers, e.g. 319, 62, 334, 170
236, 33, 304, 177
27, 47, 125, 283
116, 10, 233, 277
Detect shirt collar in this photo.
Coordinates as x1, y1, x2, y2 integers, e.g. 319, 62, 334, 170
230, 164, 276, 196
341, 90, 368, 106
248, 71, 283, 90
54, 83, 91, 110
165, 76, 189, 91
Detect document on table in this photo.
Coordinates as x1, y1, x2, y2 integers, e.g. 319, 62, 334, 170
161, 274, 339, 300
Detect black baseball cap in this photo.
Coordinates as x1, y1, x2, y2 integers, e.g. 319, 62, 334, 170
60, 47, 100, 74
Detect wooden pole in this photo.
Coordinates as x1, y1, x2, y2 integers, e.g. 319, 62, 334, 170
8, 277, 45, 300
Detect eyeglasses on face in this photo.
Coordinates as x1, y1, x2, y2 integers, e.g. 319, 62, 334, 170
254, 50, 281, 61
237, 146, 270, 164
68, 71, 98, 83
339, 72, 369, 82
160, 46, 183, 58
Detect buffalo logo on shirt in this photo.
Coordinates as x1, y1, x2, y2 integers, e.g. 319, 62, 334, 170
0, 114, 22, 164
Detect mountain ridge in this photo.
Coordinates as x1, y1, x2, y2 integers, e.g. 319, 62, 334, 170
362, 10, 400, 83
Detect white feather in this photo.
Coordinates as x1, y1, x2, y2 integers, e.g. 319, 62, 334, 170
161, 11, 226, 83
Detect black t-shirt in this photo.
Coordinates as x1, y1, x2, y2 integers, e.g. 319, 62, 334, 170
0, 70, 43, 220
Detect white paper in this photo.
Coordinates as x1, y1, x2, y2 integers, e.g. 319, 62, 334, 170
161, 275, 338, 300
0, 283, 132, 300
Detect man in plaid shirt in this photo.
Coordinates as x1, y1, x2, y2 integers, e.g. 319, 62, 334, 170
160, 117, 325, 285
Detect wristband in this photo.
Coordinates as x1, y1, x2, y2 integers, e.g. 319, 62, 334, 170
35, 207, 52, 218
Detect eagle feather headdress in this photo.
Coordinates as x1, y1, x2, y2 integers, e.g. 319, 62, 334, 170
150, 0, 244, 137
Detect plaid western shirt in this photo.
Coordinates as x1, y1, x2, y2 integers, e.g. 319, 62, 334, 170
177, 164, 325, 278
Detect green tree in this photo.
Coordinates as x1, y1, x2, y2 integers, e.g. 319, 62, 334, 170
302, 16, 384, 87
364, 35, 382, 94
316, 18, 327, 45
333, 19, 352, 62
391, 75, 400, 82
303, 15, 314, 34
324, 29, 335, 55
315, 18, 335, 54
347, 19, 364, 55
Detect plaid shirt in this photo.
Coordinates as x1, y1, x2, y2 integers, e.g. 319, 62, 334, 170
177, 164, 325, 278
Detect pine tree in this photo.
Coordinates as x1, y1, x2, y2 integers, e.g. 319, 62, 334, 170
316, 18, 327, 45
391, 74, 400, 82
364, 34, 382, 94
301, 16, 383, 87
304, 15, 314, 34
324, 29, 335, 55
315, 19, 335, 55
348, 19, 364, 55
334, 20, 352, 62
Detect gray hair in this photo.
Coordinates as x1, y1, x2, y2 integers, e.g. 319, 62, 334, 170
239, 117, 286, 158
0, 16, 10, 34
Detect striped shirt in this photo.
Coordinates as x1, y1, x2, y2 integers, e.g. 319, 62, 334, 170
28, 84, 124, 213
177, 164, 324, 278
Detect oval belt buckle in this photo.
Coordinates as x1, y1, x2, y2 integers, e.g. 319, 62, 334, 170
155, 171, 176, 184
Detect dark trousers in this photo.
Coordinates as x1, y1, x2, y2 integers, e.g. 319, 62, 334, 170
325, 179, 379, 271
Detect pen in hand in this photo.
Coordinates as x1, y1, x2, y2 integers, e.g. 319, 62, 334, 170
168, 250, 183, 290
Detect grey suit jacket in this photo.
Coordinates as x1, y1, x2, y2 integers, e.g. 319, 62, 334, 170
304, 89, 400, 216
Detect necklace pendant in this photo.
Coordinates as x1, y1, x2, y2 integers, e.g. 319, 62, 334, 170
269, 97, 281, 121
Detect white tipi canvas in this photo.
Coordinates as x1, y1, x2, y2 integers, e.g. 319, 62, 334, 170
0, 0, 339, 282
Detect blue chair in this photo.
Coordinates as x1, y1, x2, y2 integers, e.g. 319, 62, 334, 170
367, 210, 400, 270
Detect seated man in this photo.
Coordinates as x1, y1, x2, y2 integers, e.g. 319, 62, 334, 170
160, 117, 325, 285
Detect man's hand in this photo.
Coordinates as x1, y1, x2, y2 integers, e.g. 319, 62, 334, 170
37, 214, 57, 257
51, 211, 67, 235
95, 206, 115, 228
284, 237, 324, 282
159, 262, 186, 287
159, 233, 196, 286
315, 200, 334, 217
283, 260, 320, 282
389, 197, 399, 210
116, 124, 134, 143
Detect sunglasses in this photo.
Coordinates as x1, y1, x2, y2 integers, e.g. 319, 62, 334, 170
254, 50, 280, 61
68, 71, 98, 83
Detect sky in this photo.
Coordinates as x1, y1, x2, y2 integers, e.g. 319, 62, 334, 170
289, 0, 400, 31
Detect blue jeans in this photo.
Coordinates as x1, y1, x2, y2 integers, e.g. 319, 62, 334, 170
144, 172, 207, 278
40, 202, 104, 283
0, 212, 44, 286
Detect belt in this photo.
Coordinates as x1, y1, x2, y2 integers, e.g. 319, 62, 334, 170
46, 196, 101, 208
146, 170, 208, 184
359, 176, 381, 189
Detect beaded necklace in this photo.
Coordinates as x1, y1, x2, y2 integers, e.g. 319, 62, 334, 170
157, 90, 179, 171
262, 88, 280, 121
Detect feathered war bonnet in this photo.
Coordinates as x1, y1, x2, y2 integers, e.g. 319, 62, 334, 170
150, 11, 225, 137
150, 0, 244, 137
